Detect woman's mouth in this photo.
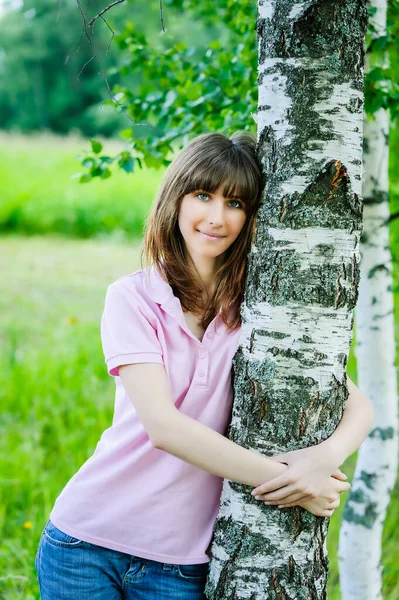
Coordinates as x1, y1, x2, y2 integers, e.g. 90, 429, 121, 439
197, 230, 226, 241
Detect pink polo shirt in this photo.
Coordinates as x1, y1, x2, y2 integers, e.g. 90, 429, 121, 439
50, 265, 241, 564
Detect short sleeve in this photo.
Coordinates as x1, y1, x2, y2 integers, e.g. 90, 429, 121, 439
101, 280, 164, 377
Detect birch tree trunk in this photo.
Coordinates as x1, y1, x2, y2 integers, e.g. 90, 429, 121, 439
338, 1, 399, 597
205, 2, 368, 598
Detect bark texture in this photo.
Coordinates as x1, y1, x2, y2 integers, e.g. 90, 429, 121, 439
205, 2, 368, 599
338, 2, 399, 597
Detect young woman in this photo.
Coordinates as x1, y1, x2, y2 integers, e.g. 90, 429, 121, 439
35, 132, 374, 600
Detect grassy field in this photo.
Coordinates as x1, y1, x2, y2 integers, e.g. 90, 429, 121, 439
0, 233, 398, 600
0, 235, 142, 599
0, 133, 163, 240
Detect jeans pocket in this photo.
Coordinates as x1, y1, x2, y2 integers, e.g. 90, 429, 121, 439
43, 520, 84, 548
176, 562, 210, 581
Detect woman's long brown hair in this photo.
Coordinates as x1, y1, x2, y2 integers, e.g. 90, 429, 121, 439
141, 131, 263, 332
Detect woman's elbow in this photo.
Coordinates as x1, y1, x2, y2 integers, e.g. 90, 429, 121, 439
150, 412, 179, 450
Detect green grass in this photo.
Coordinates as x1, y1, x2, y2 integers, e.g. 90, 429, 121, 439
0, 233, 398, 599
0, 132, 163, 240
0, 234, 142, 599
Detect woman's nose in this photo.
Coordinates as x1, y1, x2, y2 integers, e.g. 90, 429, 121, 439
207, 200, 225, 225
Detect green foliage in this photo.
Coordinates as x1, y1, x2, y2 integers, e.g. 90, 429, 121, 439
81, 0, 258, 176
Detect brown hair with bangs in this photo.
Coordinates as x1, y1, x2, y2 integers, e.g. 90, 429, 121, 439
141, 131, 263, 332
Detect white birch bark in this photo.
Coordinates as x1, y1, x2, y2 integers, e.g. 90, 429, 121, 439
338, 1, 399, 597
205, 2, 368, 599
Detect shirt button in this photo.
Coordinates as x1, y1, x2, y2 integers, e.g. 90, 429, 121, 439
198, 371, 205, 378
206, 333, 213, 340
199, 351, 205, 359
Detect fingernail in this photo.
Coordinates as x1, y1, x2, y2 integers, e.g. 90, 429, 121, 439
251, 491, 256, 496
255, 496, 261, 501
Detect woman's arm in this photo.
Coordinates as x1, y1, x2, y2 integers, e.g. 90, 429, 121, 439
317, 374, 375, 465
119, 362, 287, 488
119, 362, 350, 515
250, 374, 374, 505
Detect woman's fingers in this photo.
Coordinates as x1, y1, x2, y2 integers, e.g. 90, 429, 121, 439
254, 485, 297, 502
329, 498, 340, 509
251, 472, 293, 496
336, 481, 351, 493
332, 469, 348, 481
262, 491, 308, 505
277, 495, 313, 508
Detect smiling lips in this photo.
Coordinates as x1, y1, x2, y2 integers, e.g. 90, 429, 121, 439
197, 230, 226, 240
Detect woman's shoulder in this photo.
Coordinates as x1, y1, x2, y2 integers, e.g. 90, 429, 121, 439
106, 265, 172, 308
109, 267, 147, 290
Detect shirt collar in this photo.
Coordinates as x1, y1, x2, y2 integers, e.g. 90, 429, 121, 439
143, 265, 174, 306
143, 264, 224, 321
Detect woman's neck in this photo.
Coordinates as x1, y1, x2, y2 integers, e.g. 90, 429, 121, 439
190, 255, 223, 298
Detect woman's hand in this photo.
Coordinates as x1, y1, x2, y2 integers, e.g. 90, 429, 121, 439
295, 481, 343, 517
251, 444, 350, 506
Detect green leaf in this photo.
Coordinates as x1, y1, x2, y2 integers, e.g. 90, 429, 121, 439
79, 173, 92, 183
100, 167, 112, 179
119, 128, 133, 140
90, 140, 103, 154
144, 154, 163, 169
366, 67, 385, 82
82, 158, 95, 169
372, 35, 389, 52
118, 156, 135, 173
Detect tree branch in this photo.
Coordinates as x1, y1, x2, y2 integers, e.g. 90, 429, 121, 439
160, 0, 166, 32
75, 0, 135, 123
88, 0, 126, 28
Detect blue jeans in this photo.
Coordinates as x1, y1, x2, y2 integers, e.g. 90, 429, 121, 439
35, 520, 209, 599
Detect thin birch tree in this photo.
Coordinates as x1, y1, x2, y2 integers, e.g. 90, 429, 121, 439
338, 1, 399, 598
205, 2, 368, 598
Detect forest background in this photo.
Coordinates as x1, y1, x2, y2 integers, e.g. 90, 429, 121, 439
0, 0, 398, 598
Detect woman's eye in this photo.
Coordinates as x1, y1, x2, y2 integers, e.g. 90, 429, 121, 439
197, 193, 210, 201
229, 200, 243, 209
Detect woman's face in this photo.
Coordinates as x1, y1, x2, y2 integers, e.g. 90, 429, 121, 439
178, 185, 247, 266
